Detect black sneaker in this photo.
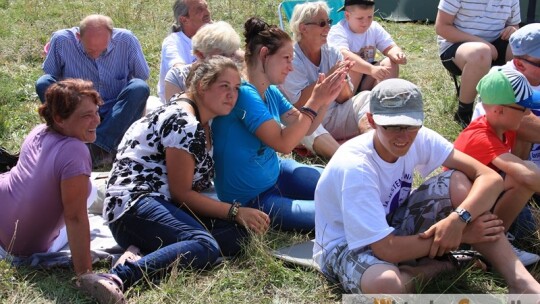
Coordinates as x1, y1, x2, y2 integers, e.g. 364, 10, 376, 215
453, 111, 471, 129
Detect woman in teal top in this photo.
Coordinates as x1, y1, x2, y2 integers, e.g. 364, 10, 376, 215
212, 17, 351, 231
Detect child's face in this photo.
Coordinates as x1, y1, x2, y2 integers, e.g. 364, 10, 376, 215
345, 6, 374, 34
500, 104, 529, 130
484, 103, 529, 131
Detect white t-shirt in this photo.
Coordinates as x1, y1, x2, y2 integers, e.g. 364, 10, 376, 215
437, 0, 521, 55
313, 127, 453, 266
327, 19, 395, 63
164, 64, 192, 94
279, 43, 361, 140
281, 43, 346, 104
158, 31, 197, 101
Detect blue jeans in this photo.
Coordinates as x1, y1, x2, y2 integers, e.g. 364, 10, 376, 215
108, 196, 247, 290
35, 75, 149, 152
246, 158, 322, 232
508, 203, 537, 241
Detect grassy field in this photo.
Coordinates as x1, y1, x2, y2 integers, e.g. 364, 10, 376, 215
0, 0, 539, 303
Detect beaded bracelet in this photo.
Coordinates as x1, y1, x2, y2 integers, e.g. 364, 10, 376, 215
227, 202, 241, 221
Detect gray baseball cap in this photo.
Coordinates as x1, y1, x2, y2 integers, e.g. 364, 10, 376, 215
369, 79, 424, 126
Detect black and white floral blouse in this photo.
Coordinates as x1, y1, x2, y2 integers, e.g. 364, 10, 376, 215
103, 100, 213, 224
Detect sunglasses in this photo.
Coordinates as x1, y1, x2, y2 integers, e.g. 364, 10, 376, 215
518, 57, 540, 68
503, 105, 527, 112
304, 19, 333, 27
381, 125, 422, 132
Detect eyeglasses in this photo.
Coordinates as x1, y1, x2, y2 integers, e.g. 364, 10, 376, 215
304, 19, 333, 27
503, 105, 527, 112
518, 57, 540, 68
381, 125, 422, 132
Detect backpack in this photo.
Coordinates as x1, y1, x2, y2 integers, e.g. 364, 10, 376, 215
0, 147, 18, 173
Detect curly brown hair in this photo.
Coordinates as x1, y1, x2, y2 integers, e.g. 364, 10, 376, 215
38, 79, 103, 127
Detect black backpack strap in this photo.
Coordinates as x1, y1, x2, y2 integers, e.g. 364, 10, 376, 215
175, 97, 201, 122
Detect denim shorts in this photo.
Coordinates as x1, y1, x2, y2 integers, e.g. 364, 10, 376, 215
321, 170, 454, 293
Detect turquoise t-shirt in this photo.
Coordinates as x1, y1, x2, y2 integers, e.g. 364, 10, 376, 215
212, 82, 293, 204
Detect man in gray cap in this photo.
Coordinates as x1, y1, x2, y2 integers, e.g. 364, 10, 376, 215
313, 78, 540, 294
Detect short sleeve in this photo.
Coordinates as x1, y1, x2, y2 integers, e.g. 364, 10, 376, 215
160, 111, 202, 152
372, 22, 395, 52
164, 66, 189, 93
234, 84, 276, 134
328, 21, 350, 51
56, 140, 92, 180
438, 0, 460, 15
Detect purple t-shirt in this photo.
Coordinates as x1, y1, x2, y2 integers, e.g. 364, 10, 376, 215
0, 124, 91, 256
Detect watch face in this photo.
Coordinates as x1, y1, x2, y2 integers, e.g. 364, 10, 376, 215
457, 208, 471, 223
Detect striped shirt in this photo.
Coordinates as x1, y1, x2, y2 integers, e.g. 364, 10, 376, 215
437, 0, 521, 55
43, 27, 150, 104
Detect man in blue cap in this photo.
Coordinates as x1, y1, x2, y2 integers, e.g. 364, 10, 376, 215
471, 24, 540, 257
455, 67, 540, 266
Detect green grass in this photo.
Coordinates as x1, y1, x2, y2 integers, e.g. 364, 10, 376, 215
1, 0, 539, 303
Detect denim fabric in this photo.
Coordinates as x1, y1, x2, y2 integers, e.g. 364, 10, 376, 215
246, 158, 322, 232
508, 204, 537, 241
35, 75, 149, 152
35, 74, 58, 103
109, 196, 247, 290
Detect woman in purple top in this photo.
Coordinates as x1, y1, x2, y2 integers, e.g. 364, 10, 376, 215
0, 79, 118, 300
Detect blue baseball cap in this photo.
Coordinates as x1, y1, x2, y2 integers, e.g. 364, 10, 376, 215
510, 23, 540, 58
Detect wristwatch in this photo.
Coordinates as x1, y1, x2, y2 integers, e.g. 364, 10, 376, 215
454, 208, 472, 224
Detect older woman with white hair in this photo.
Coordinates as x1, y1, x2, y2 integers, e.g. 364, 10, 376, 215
280, 1, 369, 159
164, 21, 243, 101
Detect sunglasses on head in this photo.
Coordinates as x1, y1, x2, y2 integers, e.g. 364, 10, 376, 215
304, 19, 333, 27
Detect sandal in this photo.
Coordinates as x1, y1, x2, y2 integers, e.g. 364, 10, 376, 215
78, 273, 125, 304
113, 245, 142, 268
438, 250, 489, 272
